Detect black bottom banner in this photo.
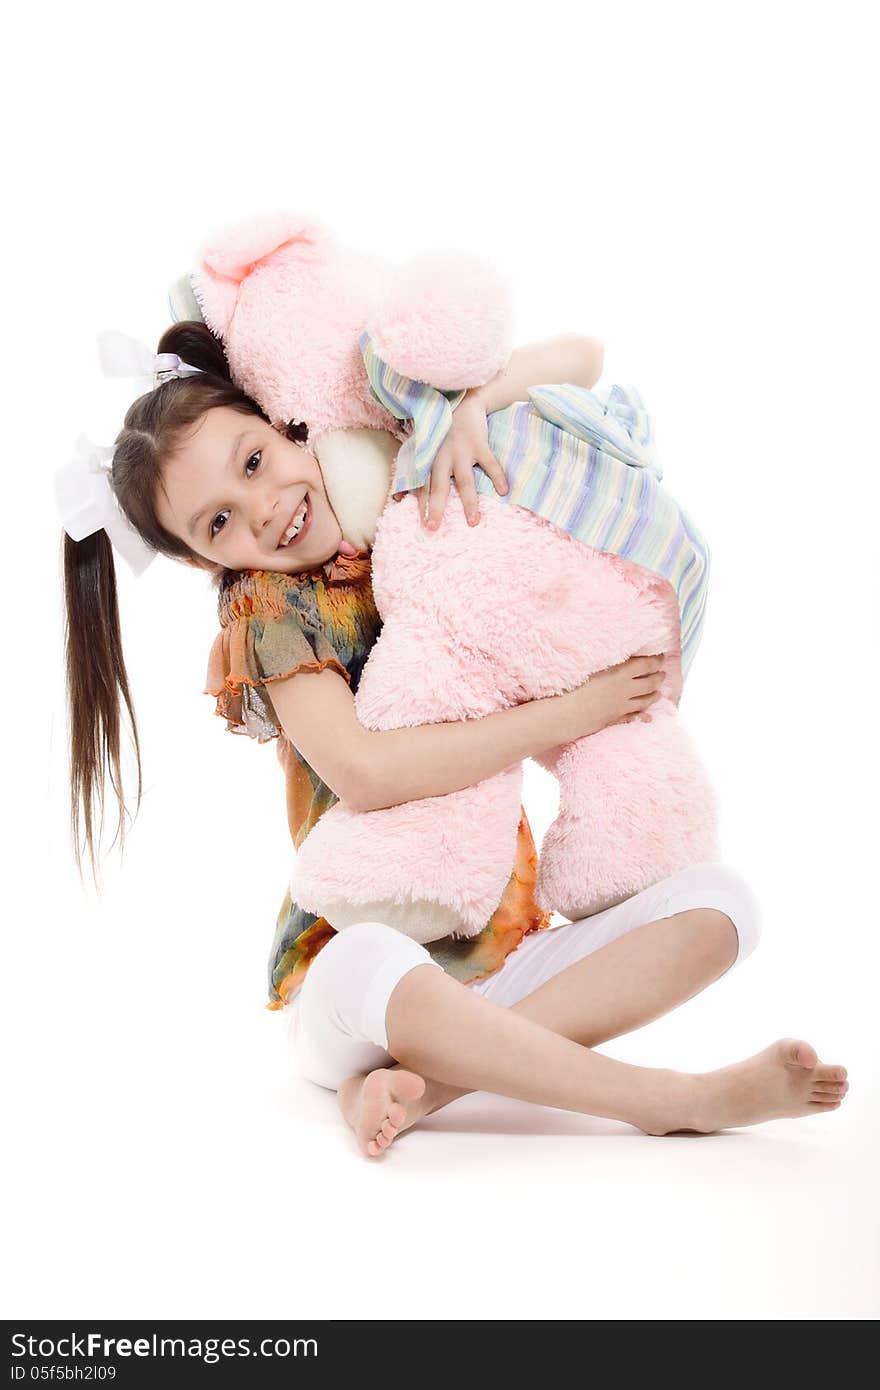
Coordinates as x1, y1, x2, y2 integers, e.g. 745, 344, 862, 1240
5, 1322, 337, 1386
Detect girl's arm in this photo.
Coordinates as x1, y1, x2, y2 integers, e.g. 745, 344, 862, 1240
268, 654, 663, 813
471, 334, 605, 413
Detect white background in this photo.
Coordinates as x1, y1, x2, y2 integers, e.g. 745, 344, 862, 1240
3, 0, 878, 1322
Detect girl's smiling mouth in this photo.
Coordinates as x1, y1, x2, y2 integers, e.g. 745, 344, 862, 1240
277, 493, 312, 550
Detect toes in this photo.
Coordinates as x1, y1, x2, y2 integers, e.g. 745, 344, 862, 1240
814, 1064, 848, 1083
812, 1081, 848, 1097
808, 1100, 841, 1112
362, 1128, 392, 1156
350, 1068, 427, 1159
784, 1039, 818, 1069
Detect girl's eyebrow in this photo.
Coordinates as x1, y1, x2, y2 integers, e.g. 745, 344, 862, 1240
188, 431, 248, 537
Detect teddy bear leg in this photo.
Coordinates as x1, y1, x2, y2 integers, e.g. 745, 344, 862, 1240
535, 709, 722, 921
293, 768, 525, 944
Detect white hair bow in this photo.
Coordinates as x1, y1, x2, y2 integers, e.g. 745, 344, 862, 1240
53, 434, 158, 576
97, 329, 204, 394
53, 331, 204, 576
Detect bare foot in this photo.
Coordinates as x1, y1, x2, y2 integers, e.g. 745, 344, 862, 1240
337, 1068, 427, 1157
650, 1038, 849, 1136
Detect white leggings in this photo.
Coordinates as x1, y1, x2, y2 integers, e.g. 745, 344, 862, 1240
283, 862, 762, 1091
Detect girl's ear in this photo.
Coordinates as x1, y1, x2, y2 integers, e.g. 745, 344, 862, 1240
192, 212, 329, 339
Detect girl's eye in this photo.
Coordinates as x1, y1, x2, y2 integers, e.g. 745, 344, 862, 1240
209, 451, 262, 539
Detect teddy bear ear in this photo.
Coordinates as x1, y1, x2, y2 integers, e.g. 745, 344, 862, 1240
192, 212, 329, 339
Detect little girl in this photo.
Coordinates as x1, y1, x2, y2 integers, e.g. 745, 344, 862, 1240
59, 320, 848, 1158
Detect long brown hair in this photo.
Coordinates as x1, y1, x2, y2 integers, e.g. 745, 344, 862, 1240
62, 320, 308, 884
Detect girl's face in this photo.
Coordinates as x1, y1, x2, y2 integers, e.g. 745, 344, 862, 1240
155, 406, 343, 574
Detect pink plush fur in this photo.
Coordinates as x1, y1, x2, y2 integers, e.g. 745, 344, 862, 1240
293, 490, 719, 937
367, 253, 512, 388
195, 216, 393, 438
192, 214, 515, 439
192, 212, 720, 943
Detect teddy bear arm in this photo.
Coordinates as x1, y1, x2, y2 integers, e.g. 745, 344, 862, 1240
366, 253, 514, 391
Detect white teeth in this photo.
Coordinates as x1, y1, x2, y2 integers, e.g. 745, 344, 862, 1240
278, 500, 308, 547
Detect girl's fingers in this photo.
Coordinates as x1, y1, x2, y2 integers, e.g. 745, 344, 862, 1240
631, 669, 666, 691
454, 459, 481, 525
478, 448, 508, 497
419, 445, 508, 528
426, 462, 451, 530
628, 681, 664, 704
631, 654, 665, 676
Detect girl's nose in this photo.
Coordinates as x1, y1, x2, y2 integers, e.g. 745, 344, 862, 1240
252, 494, 281, 537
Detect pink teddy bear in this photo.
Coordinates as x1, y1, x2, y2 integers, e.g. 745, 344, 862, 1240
187, 212, 719, 944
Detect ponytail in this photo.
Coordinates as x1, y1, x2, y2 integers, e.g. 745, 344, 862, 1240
60, 318, 303, 882
157, 320, 232, 380
62, 528, 142, 884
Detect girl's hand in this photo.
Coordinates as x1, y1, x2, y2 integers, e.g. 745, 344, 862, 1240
393, 392, 508, 529
559, 654, 667, 741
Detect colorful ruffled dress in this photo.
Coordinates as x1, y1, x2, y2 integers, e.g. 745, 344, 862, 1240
204, 551, 550, 1009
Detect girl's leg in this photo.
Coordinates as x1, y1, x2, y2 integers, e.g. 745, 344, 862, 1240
376, 863, 760, 1131
395, 907, 738, 1124
288, 912, 846, 1157
285, 922, 437, 1092
382, 962, 844, 1149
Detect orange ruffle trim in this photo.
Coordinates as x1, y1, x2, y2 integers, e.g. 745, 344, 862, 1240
203, 618, 351, 736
